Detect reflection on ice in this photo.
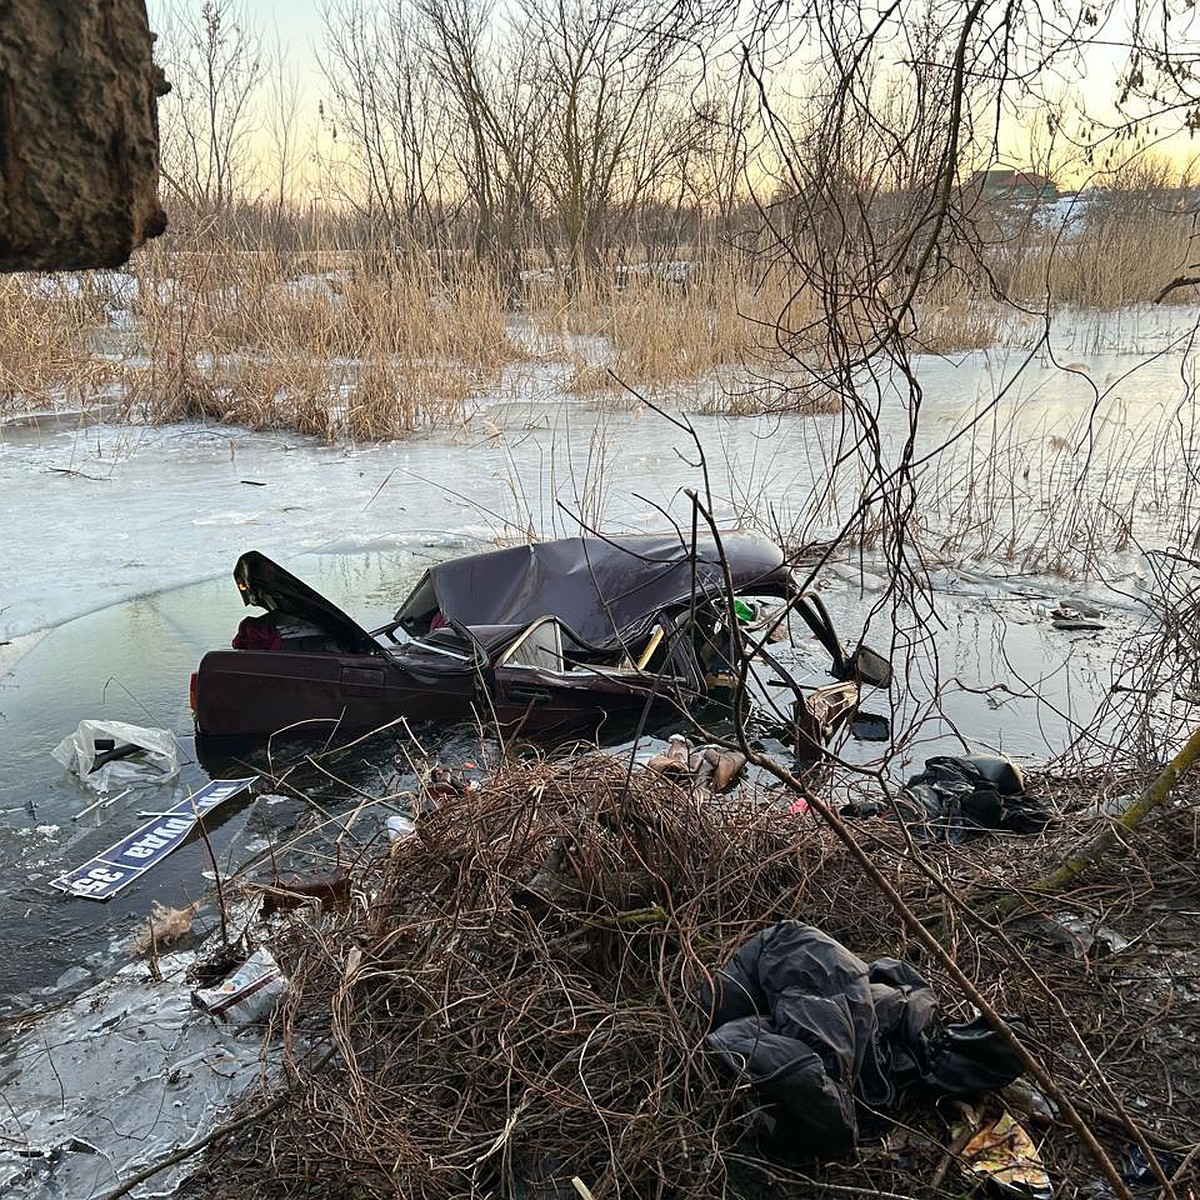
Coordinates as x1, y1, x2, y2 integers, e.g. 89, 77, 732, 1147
0, 947, 270, 1199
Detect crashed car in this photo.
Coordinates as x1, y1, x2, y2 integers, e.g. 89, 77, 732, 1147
189, 532, 890, 742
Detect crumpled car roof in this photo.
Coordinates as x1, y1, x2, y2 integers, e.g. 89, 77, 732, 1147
397, 532, 792, 647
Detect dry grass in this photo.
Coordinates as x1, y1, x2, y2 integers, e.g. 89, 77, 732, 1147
2, 198, 1198, 435
2, 243, 806, 432
131, 899, 202, 956
0, 274, 122, 412
0, 246, 470, 433
607, 265, 794, 384
979, 195, 1200, 311
116, 243, 517, 438
177, 751, 1199, 1200
522, 258, 817, 402
694, 370, 845, 415
563, 357, 616, 394
909, 285, 1029, 354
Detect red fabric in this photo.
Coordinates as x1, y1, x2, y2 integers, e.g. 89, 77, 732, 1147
233, 615, 283, 651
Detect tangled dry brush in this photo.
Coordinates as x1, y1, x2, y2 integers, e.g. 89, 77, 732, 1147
189, 755, 1200, 1200
228, 756, 896, 1199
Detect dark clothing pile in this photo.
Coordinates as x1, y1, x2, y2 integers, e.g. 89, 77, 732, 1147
705, 922, 1025, 1158
901, 754, 1053, 842
843, 753, 1055, 842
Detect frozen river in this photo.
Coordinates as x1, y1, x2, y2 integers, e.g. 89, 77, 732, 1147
1, 303, 1194, 1196
3, 314, 1182, 1007
2, 300, 1198, 642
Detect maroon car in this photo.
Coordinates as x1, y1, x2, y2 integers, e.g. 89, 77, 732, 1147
190, 533, 888, 742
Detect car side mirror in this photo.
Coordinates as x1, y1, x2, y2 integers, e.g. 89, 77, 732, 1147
836, 645, 893, 689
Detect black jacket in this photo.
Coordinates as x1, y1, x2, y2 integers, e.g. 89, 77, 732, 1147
705, 922, 1024, 1158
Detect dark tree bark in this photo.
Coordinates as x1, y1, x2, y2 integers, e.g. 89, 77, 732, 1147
0, 0, 167, 272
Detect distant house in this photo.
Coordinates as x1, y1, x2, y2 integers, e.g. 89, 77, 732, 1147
969, 168, 1059, 202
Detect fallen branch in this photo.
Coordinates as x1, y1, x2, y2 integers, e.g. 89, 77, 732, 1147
985, 722, 1200, 922
101, 1091, 290, 1200
1154, 275, 1200, 303
581, 903, 669, 929
101, 1045, 336, 1200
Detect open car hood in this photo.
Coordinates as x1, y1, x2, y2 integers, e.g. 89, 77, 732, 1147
394, 532, 792, 647
233, 551, 379, 655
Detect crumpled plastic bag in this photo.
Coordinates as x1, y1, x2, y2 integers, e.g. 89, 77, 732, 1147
51, 719, 180, 794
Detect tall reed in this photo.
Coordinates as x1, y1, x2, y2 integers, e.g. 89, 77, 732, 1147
2, 196, 1198, 435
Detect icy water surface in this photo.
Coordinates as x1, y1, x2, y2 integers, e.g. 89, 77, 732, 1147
0, 553, 441, 1012
2, 306, 1196, 641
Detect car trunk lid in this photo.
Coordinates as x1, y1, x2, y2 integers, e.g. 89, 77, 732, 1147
233, 551, 379, 655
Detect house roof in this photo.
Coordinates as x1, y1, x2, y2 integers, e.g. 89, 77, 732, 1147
974, 168, 1056, 190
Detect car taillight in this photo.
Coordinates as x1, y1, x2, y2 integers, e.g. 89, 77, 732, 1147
189, 671, 198, 712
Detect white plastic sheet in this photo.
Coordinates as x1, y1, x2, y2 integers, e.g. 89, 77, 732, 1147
51, 719, 180, 794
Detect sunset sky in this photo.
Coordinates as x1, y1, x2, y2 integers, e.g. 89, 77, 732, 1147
148, 0, 328, 114
142, 0, 1198, 201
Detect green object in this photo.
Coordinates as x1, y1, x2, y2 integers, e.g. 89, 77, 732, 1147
733, 599, 756, 623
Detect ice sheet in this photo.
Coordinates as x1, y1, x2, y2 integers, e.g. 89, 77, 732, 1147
2, 302, 1197, 641
0, 949, 271, 1199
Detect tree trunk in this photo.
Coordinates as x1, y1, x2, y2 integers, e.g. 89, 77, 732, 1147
0, 0, 166, 272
